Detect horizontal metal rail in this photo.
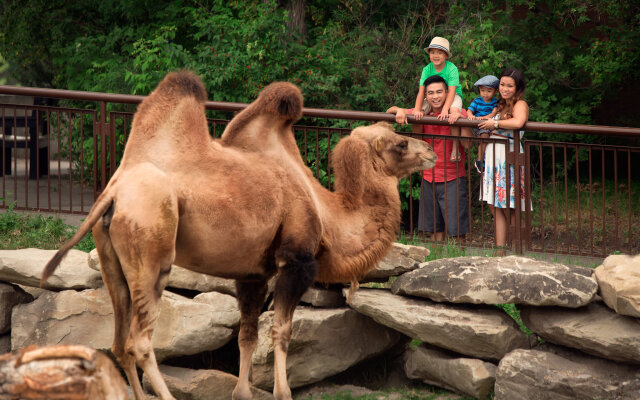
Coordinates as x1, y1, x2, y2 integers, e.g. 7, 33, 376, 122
2, 85, 640, 137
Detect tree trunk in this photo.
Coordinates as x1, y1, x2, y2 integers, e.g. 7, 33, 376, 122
286, 0, 307, 40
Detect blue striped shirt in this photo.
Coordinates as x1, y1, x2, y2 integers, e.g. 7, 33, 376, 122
468, 97, 497, 117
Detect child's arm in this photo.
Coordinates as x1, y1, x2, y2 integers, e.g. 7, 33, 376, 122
479, 107, 498, 120
467, 109, 476, 120
413, 86, 425, 120
438, 86, 457, 118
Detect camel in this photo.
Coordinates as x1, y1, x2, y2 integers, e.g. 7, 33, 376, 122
41, 71, 436, 400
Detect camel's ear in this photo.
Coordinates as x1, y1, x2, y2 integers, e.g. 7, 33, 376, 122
373, 135, 386, 154
332, 135, 369, 208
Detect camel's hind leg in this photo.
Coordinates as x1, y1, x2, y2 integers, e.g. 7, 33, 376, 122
107, 182, 179, 400
232, 279, 269, 400
92, 221, 142, 398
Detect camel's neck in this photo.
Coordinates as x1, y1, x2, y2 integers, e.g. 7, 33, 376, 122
315, 173, 401, 283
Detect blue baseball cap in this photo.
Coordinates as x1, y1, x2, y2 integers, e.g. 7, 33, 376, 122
474, 75, 499, 89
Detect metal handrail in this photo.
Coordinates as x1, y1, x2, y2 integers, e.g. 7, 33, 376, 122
2, 84, 640, 137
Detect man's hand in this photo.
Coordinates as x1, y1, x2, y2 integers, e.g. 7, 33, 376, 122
395, 109, 408, 125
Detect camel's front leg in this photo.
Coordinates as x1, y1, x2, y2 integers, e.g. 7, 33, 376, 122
271, 252, 317, 400
233, 279, 269, 400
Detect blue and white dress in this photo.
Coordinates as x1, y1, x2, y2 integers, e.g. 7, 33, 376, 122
480, 115, 528, 209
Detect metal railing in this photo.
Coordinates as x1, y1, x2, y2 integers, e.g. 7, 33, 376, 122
1, 84, 639, 257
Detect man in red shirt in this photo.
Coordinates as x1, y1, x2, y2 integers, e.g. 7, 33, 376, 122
387, 75, 472, 240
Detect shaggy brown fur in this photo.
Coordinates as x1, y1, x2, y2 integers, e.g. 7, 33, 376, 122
41, 71, 436, 400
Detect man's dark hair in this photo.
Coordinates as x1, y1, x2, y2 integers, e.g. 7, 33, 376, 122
423, 75, 448, 90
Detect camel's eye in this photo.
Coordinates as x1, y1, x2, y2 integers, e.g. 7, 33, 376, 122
396, 140, 408, 150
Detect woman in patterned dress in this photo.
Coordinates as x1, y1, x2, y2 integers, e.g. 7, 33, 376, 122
477, 68, 528, 247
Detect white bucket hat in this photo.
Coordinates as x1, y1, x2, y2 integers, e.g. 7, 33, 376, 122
425, 37, 451, 58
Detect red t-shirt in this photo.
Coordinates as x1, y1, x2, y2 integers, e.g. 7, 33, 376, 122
409, 108, 467, 183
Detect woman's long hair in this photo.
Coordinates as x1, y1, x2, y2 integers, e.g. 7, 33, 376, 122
497, 68, 526, 119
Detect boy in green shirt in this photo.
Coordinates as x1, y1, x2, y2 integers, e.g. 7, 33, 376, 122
413, 37, 464, 161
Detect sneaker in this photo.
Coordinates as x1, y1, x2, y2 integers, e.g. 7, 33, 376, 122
475, 160, 484, 173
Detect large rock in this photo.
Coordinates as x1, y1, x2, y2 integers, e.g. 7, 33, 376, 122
0, 248, 102, 290
495, 345, 640, 400
521, 302, 640, 364
251, 307, 402, 390
346, 288, 528, 361
300, 286, 345, 308
392, 256, 597, 307
0, 344, 128, 400
0, 283, 32, 334
142, 365, 273, 400
595, 254, 640, 318
404, 344, 496, 399
88, 249, 236, 295
0, 334, 9, 354
11, 288, 239, 361
362, 243, 430, 281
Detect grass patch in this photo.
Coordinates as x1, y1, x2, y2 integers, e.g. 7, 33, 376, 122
495, 303, 533, 337
0, 203, 95, 252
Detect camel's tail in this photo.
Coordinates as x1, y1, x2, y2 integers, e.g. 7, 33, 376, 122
40, 187, 115, 287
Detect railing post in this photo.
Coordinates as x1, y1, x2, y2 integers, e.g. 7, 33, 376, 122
97, 101, 115, 192
512, 132, 523, 254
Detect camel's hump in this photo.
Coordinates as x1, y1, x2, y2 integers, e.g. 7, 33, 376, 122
153, 70, 207, 104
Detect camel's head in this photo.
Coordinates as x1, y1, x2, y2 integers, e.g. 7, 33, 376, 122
350, 122, 437, 178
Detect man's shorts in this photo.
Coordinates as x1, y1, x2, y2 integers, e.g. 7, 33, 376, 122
421, 94, 463, 114
418, 177, 470, 236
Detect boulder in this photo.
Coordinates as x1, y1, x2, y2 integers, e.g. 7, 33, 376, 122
18, 284, 49, 299
293, 383, 375, 399
11, 288, 239, 361
142, 365, 273, 400
251, 307, 402, 390
300, 286, 345, 308
88, 249, 236, 296
0, 283, 32, 334
520, 302, 640, 364
595, 254, 640, 318
345, 288, 528, 361
0, 334, 9, 354
404, 344, 496, 399
495, 345, 640, 400
0, 344, 128, 400
392, 256, 597, 307
362, 243, 430, 282
0, 248, 102, 290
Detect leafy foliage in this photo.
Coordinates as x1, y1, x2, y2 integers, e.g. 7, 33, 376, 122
1, 0, 638, 209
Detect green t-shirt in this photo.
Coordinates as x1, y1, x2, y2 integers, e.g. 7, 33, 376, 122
420, 61, 463, 101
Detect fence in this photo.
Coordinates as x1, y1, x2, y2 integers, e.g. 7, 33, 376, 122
1, 85, 639, 258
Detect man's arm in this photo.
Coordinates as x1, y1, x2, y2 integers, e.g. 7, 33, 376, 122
387, 106, 422, 133
386, 106, 409, 125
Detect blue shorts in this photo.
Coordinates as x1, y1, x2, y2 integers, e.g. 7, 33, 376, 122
418, 177, 470, 236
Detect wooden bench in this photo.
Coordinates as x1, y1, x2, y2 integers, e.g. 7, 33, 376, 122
0, 95, 49, 179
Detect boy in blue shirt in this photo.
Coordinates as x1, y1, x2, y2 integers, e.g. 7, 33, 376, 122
467, 75, 499, 172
